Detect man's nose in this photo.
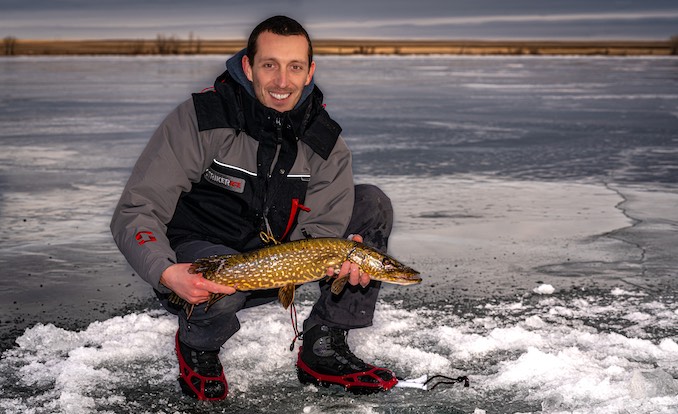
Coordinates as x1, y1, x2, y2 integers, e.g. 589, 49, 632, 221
275, 68, 288, 87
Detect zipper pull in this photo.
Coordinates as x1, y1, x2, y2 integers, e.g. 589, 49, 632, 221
275, 116, 283, 143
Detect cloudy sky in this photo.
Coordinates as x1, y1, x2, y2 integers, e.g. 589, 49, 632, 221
2, 0, 677, 40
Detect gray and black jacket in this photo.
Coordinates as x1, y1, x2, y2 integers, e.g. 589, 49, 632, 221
110, 53, 354, 292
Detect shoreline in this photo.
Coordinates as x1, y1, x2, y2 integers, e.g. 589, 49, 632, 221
3, 38, 676, 56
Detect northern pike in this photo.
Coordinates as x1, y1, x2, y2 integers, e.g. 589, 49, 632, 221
169, 237, 421, 315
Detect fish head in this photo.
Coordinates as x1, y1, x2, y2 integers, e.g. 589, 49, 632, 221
357, 246, 422, 285
380, 259, 422, 285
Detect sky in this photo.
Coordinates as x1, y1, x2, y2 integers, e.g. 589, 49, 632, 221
1, 0, 678, 41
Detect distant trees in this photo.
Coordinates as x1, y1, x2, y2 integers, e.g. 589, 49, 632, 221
188, 31, 202, 54
671, 36, 678, 55
153, 33, 202, 54
155, 34, 179, 54
3, 36, 17, 55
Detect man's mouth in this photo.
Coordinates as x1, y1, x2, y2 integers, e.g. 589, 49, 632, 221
269, 92, 291, 101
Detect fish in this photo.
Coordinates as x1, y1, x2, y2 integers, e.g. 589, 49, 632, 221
168, 237, 421, 315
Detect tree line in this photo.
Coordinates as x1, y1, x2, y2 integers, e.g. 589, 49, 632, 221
2, 33, 204, 56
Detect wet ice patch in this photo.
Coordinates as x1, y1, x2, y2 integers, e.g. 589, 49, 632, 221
1, 289, 677, 413
612, 287, 648, 296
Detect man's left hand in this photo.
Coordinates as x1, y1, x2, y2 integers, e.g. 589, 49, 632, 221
326, 234, 371, 288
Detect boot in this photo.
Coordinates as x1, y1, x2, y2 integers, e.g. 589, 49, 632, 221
296, 324, 398, 394
175, 331, 228, 400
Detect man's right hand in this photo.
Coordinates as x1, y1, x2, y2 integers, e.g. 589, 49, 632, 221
160, 263, 236, 304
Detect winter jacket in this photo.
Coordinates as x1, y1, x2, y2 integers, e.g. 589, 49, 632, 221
110, 54, 354, 292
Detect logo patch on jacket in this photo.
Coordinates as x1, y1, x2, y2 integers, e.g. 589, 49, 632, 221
204, 168, 245, 193
135, 231, 157, 245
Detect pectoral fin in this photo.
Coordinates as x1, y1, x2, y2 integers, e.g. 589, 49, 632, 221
184, 304, 196, 319
330, 275, 349, 295
278, 284, 296, 309
170, 292, 226, 318
168, 292, 182, 305
169, 292, 196, 319
205, 293, 227, 312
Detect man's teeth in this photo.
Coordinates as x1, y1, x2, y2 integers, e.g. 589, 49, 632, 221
270, 92, 291, 100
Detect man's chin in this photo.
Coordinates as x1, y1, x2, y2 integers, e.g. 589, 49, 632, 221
266, 101, 296, 113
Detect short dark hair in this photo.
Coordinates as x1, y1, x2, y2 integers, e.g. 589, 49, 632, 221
246, 15, 313, 66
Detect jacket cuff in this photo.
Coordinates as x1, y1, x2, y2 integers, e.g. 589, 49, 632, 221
147, 256, 176, 294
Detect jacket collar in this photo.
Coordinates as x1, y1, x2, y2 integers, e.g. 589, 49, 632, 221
212, 69, 341, 160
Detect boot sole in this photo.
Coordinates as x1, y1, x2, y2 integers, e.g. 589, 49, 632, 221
295, 345, 398, 394
297, 367, 385, 395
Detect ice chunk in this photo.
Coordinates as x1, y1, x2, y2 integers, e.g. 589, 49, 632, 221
541, 392, 565, 412
628, 369, 678, 399
533, 284, 555, 295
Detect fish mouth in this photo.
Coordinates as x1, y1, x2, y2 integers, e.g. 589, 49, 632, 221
390, 271, 422, 285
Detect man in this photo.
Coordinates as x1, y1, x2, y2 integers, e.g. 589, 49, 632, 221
111, 15, 396, 401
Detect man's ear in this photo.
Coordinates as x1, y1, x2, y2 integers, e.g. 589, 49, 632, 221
305, 61, 316, 86
242, 55, 253, 82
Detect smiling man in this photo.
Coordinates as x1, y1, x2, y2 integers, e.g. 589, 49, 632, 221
111, 15, 397, 400
243, 30, 315, 112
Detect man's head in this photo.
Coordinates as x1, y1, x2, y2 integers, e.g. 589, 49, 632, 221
242, 15, 316, 112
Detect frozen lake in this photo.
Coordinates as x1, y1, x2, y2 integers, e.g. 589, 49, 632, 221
0, 55, 677, 413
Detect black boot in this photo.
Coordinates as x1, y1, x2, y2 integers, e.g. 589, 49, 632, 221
175, 332, 228, 400
296, 324, 398, 393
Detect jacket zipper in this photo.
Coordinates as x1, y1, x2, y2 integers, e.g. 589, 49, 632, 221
262, 116, 285, 240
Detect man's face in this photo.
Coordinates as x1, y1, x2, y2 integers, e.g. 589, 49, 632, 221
242, 31, 315, 113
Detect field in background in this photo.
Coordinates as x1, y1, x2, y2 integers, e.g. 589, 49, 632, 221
3, 37, 677, 56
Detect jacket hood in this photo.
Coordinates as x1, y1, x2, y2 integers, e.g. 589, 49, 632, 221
225, 48, 316, 111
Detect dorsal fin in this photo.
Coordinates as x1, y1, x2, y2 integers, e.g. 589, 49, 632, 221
189, 254, 235, 275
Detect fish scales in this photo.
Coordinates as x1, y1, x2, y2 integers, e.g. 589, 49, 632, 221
196, 238, 350, 288
173, 237, 421, 313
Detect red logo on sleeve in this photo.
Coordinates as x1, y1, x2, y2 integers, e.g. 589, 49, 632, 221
135, 231, 157, 245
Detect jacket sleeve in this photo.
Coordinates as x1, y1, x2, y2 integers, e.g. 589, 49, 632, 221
110, 99, 211, 292
289, 135, 354, 240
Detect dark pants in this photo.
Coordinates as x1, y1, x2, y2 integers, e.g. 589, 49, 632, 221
158, 184, 393, 351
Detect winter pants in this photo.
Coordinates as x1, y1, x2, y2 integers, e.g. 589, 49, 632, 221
157, 184, 393, 351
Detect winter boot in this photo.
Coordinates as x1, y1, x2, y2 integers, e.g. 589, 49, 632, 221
175, 331, 228, 401
296, 324, 398, 394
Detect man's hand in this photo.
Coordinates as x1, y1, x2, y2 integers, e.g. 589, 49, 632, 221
326, 234, 371, 288
160, 263, 236, 304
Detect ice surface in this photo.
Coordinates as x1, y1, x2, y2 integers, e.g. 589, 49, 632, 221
1, 55, 677, 413
1, 291, 677, 413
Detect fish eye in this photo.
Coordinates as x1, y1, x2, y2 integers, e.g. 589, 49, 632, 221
381, 258, 396, 271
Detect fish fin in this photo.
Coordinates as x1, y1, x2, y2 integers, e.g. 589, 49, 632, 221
168, 292, 182, 305
189, 254, 235, 274
184, 304, 195, 319
205, 293, 227, 312
331, 275, 349, 295
278, 284, 296, 309
169, 292, 195, 318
